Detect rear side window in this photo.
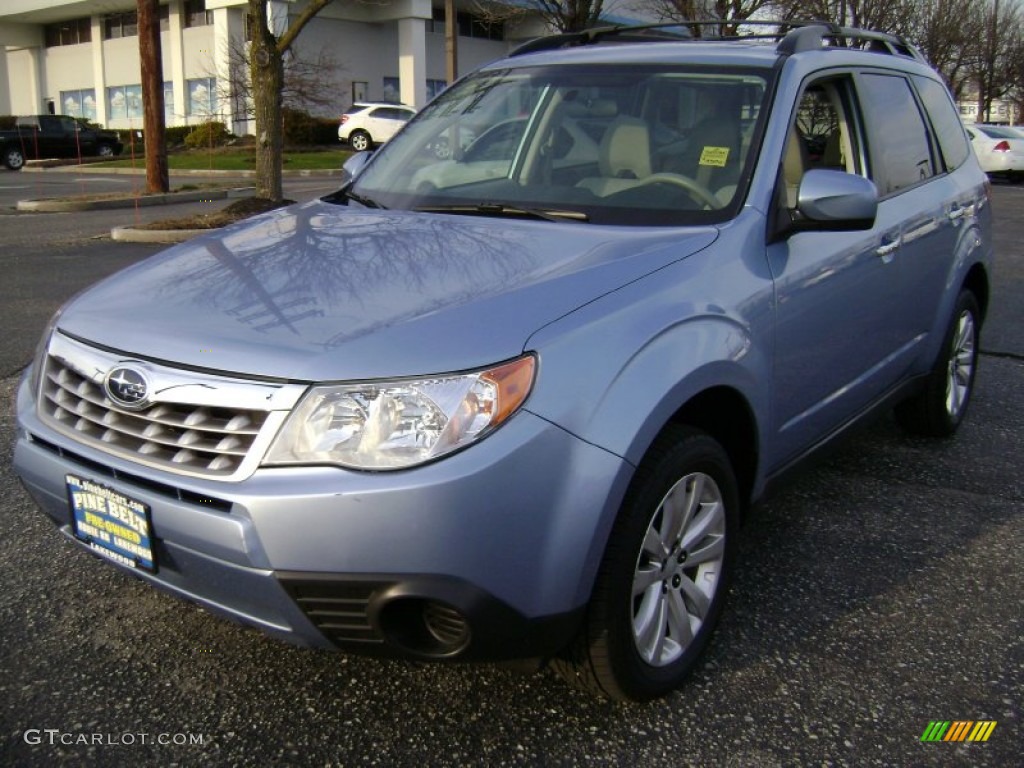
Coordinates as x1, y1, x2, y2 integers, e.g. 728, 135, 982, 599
858, 73, 935, 195
913, 75, 970, 170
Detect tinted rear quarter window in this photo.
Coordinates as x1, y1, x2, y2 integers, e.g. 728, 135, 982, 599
913, 75, 970, 170
858, 73, 935, 195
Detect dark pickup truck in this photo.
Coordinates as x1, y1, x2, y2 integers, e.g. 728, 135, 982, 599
1, 115, 124, 170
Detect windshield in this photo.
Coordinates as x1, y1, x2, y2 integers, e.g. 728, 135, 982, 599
346, 64, 771, 226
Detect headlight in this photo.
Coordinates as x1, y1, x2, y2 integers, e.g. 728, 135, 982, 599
264, 355, 535, 470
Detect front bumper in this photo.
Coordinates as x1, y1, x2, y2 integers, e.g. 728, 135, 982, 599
13, 370, 631, 660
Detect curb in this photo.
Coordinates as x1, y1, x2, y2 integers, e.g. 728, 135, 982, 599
110, 225, 210, 244
21, 164, 342, 178
17, 186, 255, 212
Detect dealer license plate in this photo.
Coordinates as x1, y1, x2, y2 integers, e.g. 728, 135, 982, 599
67, 473, 156, 572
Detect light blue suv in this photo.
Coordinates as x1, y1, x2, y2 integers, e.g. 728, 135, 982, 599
13, 23, 993, 701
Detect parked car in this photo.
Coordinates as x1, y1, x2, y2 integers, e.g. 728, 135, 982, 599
14, 22, 993, 702
337, 102, 416, 151
0, 114, 123, 170
965, 123, 1024, 182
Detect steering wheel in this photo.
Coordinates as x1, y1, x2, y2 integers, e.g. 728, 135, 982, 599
634, 173, 721, 209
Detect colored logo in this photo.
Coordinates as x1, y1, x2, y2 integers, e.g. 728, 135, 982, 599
104, 366, 150, 409
921, 721, 997, 742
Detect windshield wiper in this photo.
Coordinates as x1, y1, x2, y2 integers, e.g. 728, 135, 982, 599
344, 188, 386, 209
414, 203, 588, 222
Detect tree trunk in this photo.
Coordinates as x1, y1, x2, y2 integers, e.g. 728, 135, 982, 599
138, 0, 168, 193
250, 1, 285, 202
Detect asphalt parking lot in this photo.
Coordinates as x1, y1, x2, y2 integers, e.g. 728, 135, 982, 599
0, 172, 1020, 767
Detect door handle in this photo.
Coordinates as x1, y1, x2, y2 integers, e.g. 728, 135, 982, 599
876, 237, 901, 258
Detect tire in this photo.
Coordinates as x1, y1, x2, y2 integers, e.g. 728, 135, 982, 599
1008, 170, 1023, 184
96, 143, 115, 158
895, 289, 980, 437
553, 426, 739, 701
4, 147, 25, 171
349, 130, 372, 152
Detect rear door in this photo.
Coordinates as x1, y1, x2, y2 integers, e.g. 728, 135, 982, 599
855, 71, 965, 367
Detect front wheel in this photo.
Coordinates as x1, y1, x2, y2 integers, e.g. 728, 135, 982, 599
349, 130, 372, 152
895, 289, 980, 437
96, 143, 115, 157
553, 426, 739, 701
4, 147, 25, 170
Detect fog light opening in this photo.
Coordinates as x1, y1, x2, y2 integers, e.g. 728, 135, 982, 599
379, 598, 471, 658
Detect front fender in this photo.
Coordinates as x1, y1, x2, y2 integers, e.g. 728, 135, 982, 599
524, 247, 773, 472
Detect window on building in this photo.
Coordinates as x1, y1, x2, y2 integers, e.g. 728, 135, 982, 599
426, 79, 447, 101
44, 17, 91, 47
429, 8, 503, 40
185, 0, 214, 29
107, 84, 144, 121
187, 77, 218, 117
458, 12, 503, 41
60, 89, 98, 121
104, 12, 139, 40
164, 82, 176, 124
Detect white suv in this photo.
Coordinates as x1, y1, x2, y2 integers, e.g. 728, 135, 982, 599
338, 102, 416, 151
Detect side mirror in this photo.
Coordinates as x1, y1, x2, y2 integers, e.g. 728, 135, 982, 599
340, 151, 372, 186
794, 169, 878, 231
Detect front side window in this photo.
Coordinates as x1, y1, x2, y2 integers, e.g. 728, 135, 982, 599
858, 73, 935, 195
348, 65, 771, 226
781, 77, 865, 208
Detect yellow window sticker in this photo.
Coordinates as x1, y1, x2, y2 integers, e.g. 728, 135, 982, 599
699, 146, 730, 168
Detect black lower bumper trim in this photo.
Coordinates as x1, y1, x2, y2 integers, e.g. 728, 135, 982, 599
277, 571, 584, 662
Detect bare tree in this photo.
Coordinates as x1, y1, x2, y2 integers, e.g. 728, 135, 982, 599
907, 0, 987, 98
474, 0, 604, 34
769, 0, 920, 38
248, 0, 335, 203
972, 0, 1023, 122
635, 0, 772, 36
222, 36, 343, 122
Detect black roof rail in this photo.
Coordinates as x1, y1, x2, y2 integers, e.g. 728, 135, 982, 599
510, 19, 925, 63
776, 23, 925, 61
509, 24, 690, 57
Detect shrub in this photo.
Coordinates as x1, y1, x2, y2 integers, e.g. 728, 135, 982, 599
0, 115, 16, 129
184, 121, 232, 149
165, 125, 194, 147
283, 108, 338, 146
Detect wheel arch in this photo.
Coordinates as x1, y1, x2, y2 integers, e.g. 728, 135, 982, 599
962, 261, 990, 323
663, 386, 759, 516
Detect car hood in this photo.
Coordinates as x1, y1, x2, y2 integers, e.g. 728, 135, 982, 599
58, 200, 717, 381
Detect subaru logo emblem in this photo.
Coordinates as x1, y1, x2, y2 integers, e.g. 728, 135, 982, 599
104, 366, 150, 409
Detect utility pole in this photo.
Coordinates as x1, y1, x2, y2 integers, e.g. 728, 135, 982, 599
138, 0, 168, 193
445, 0, 457, 86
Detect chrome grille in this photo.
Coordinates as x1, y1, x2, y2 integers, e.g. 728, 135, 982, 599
37, 333, 305, 480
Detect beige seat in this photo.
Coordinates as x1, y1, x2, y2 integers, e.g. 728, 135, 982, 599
783, 129, 810, 208
577, 117, 652, 197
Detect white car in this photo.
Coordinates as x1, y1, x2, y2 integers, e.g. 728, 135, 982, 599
965, 123, 1024, 182
338, 102, 416, 151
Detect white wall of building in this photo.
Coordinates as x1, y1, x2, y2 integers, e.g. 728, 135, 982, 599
3, 47, 41, 114
1, 0, 525, 130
